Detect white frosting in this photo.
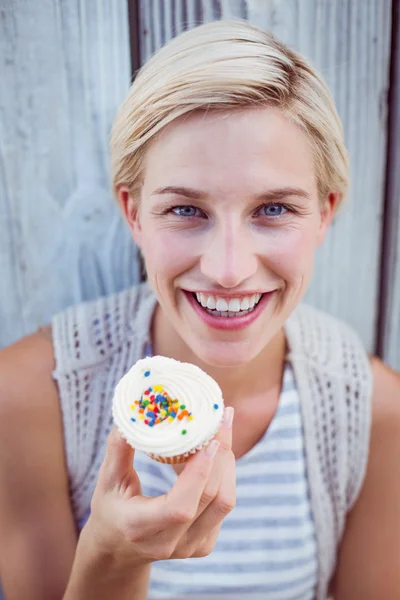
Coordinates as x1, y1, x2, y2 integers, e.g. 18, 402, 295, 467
112, 355, 224, 458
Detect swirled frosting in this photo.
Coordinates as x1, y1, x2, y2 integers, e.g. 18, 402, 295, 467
112, 355, 224, 458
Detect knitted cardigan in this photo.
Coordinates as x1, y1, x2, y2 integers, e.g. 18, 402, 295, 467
52, 282, 372, 600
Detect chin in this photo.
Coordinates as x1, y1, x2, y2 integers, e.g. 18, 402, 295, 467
187, 338, 259, 369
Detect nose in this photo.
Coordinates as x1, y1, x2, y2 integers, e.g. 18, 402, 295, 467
200, 219, 258, 289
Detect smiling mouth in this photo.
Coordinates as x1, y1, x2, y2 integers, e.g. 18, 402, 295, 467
192, 292, 264, 318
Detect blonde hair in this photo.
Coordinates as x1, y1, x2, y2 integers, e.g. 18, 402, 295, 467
111, 19, 349, 206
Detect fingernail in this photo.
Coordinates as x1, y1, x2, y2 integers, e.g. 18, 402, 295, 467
109, 427, 121, 444
223, 407, 234, 429
206, 439, 220, 458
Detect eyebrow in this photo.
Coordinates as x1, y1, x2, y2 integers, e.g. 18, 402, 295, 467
151, 186, 310, 201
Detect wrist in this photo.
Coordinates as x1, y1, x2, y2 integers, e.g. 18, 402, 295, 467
64, 517, 151, 600
78, 515, 151, 570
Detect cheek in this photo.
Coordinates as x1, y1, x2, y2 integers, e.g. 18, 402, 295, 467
260, 225, 317, 280
141, 228, 197, 278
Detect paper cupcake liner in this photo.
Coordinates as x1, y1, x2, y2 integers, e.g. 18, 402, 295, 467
145, 411, 224, 464
147, 437, 213, 464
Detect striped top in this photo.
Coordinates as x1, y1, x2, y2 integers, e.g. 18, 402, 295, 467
80, 361, 317, 599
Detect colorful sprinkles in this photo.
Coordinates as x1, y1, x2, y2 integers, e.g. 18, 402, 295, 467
129, 370, 193, 433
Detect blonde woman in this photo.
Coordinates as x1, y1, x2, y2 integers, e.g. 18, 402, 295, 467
0, 19, 399, 600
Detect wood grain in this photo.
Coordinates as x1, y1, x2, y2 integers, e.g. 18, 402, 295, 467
0, 0, 139, 348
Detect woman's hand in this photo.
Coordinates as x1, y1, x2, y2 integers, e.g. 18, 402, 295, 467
82, 406, 235, 568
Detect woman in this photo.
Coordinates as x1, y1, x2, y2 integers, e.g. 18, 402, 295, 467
0, 19, 399, 600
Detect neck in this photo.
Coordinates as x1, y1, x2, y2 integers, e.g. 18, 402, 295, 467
151, 304, 287, 407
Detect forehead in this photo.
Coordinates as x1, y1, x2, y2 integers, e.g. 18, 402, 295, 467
143, 107, 317, 195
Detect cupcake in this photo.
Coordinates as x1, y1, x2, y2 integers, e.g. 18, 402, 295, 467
112, 355, 224, 463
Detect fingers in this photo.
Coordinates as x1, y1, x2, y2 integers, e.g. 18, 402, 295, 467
195, 406, 234, 517
122, 422, 231, 541
165, 438, 220, 523
186, 448, 236, 543
98, 427, 136, 491
215, 406, 234, 448
162, 406, 234, 530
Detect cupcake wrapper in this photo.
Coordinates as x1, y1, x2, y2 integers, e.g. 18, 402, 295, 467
147, 437, 214, 464
146, 412, 223, 464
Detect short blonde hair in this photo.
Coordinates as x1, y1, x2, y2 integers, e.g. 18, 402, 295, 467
111, 19, 349, 206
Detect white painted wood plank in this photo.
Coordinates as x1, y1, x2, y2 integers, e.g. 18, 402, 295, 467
174, 0, 187, 35
163, 0, 174, 42
202, 0, 221, 22
381, 4, 400, 371
139, 0, 392, 352
152, 0, 164, 51
139, 0, 153, 62
186, 0, 199, 28
0, 0, 139, 348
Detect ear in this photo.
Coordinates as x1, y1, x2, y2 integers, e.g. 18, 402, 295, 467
316, 192, 341, 246
118, 185, 142, 248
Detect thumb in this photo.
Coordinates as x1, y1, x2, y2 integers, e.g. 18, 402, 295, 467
98, 427, 136, 491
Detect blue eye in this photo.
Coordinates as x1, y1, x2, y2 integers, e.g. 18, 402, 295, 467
262, 204, 288, 217
172, 205, 204, 218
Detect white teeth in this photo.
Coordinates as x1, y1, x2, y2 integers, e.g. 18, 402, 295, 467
228, 298, 241, 312
196, 293, 211, 308
207, 296, 216, 310
195, 292, 263, 314
216, 298, 228, 312
209, 310, 222, 317
206, 307, 254, 317
240, 297, 250, 310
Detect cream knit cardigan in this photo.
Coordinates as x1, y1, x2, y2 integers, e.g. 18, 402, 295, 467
52, 283, 372, 600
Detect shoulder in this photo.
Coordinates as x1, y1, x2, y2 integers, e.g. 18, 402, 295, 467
0, 332, 78, 595
0, 328, 60, 451
367, 355, 400, 491
367, 356, 400, 469
368, 355, 400, 491
332, 357, 400, 599
370, 355, 400, 417
0, 329, 66, 508
0, 328, 57, 406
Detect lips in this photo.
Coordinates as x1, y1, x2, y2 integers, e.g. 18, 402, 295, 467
184, 290, 274, 331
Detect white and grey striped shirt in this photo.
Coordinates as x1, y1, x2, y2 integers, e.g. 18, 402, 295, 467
133, 362, 318, 600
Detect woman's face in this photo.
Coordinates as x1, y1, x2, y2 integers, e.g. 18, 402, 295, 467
121, 107, 337, 367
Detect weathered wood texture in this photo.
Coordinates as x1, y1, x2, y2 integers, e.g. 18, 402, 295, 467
0, 0, 138, 348
379, 1, 400, 370
139, 0, 393, 356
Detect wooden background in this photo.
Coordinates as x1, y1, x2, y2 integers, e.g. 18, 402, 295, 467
0, 0, 399, 371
